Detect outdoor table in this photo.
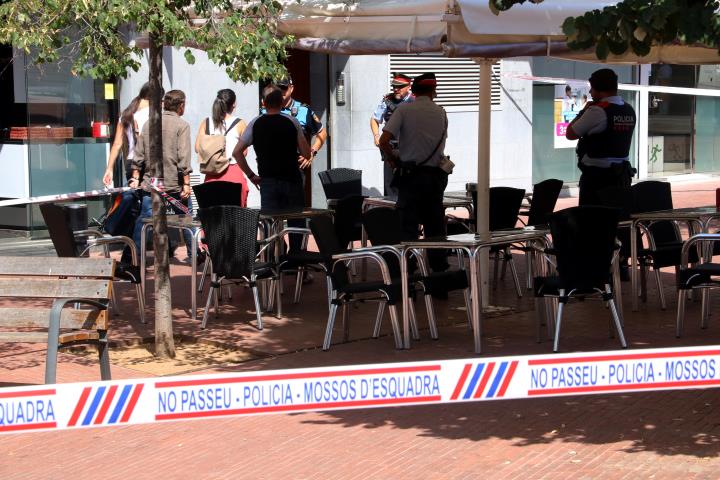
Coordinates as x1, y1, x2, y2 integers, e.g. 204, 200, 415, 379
361, 195, 473, 212
359, 195, 475, 279
400, 227, 550, 353
630, 206, 720, 311
442, 190, 471, 201
258, 207, 333, 255
140, 214, 202, 320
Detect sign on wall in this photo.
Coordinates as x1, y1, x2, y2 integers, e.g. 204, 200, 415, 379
553, 84, 590, 149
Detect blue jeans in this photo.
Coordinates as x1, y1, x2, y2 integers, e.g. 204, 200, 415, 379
132, 192, 194, 258
260, 177, 305, 251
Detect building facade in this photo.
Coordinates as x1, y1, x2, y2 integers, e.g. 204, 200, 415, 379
2, 46, 719, 234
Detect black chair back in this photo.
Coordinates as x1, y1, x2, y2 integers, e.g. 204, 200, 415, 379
333, 194, 365, 246
40, 203, 81, 257
489, 187, 526, 231
309, 215, 350, 289
193, 181, 243, 208
631, 181, 678, 244
318, 168, 362, 200
549, 206, 620, 291
362, 207, 406, 277
527, 179, 563, 226
198, 206, 259, 279
597, 186, 634, 220
597, 185, 637, 261
363, 207, 404, 246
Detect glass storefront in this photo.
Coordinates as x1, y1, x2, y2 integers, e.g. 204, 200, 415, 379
531, 84, 637, 185
695, 96, 720, 173
647, 65, 695, 176
0, 46, 118, 231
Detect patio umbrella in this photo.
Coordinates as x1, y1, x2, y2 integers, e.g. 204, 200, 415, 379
279, 0, 720, 303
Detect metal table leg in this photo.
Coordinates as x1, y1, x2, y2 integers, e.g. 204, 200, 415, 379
401, 247, 410, 349
469, 247, 482, 354
140, 222, 151, 317
630, 219, 639, 311
187, 226, 198, 320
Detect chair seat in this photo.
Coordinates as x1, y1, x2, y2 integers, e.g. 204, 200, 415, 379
338, 280, 402, 304
534, 275, 609, 297
253, 261, 276, 279
279, 251, 327, 270
421, 269, 469, 294
639, 242, 700, 269
677, 263, 720, 289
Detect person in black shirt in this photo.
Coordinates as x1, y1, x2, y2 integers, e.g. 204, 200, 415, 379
234, 85, 311, 250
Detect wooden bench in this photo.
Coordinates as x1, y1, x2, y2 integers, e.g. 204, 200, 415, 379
0, 256, 115, 383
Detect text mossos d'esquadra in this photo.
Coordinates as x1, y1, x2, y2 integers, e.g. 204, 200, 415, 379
0, 399, 55, 426
157, 374, 440, 414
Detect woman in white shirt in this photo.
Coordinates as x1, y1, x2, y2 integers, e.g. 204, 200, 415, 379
103, 82, 155, 186
195, 88, 248, 206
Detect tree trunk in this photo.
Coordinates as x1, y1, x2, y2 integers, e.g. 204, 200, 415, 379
149, 33, 175, 359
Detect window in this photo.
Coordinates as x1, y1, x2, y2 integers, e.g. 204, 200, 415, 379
389, 54, 501, 110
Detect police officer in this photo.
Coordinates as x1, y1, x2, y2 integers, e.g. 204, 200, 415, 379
273, 77, 327, 172
566, 68, 637, 206
370, 73, 413, 197
379, 72, 450, 276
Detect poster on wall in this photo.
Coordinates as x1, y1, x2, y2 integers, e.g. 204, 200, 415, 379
553, 84, 590, 149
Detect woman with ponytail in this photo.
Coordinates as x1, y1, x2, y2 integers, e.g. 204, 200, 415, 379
195, 88, 249, 206
103, 82, 154, 186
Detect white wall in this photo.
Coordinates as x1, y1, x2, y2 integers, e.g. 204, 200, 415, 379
327, 55, 535, 194
329, 55, 388, 197
121, 50, 536, 206
120, 47, 262, 206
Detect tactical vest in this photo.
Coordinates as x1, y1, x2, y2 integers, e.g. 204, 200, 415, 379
382, 94, 402, 123
576, 102, 636, 162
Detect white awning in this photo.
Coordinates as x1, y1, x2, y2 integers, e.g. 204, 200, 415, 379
279, 0, 720, 63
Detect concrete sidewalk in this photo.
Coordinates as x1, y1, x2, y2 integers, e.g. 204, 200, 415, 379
1, 178, 720, 479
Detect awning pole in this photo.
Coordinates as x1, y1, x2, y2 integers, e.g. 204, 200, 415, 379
476, 58, 492, 308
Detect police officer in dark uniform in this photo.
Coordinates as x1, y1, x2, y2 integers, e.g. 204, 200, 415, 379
273, 77, 327, 172
370, 73, 413, 197
566, 68, 637, 206
379, 72, 450, 276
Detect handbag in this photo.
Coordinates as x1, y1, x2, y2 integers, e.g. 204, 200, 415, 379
197, 117, 241, 175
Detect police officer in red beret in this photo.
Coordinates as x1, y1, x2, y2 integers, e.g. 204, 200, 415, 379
370, 73, 413, 197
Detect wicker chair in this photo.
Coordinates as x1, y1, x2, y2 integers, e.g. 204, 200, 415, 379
676, 233, 720, 337
310, 215, 404, 350
363, 207, 471, 340
533, 206, 627, 352
318, 168, 362, 201
197, 206, 279, 329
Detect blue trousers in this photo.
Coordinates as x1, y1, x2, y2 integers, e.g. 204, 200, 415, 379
132, 191, 194, 258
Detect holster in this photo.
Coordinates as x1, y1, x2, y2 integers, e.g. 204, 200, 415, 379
389, 161, 417, 189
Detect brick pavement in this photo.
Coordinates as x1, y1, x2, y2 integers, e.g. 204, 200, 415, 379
1, 178, 720, 479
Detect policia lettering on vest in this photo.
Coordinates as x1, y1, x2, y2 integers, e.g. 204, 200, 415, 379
566, 68, 637, 206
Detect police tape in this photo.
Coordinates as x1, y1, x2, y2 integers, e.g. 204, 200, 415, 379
2, 345, 720, 434
0, 187, 131, 208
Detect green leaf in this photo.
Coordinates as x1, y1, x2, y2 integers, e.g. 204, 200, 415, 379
561, 17, 576, 36
595, 39, 609, 60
